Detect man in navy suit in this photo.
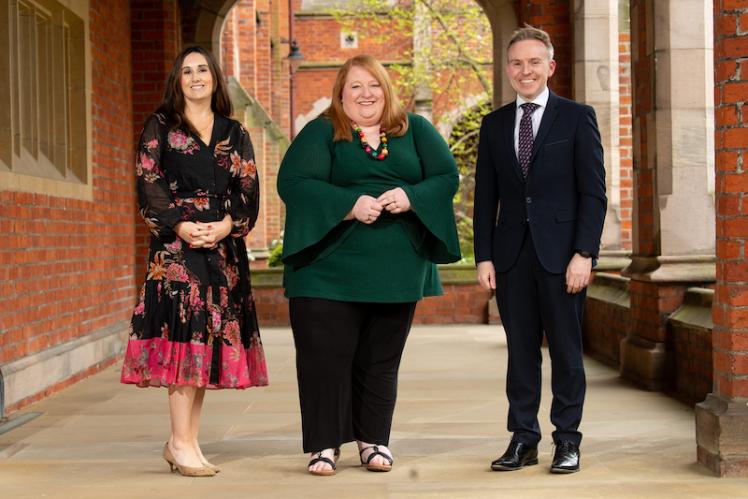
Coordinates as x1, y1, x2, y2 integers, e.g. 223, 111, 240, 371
473, 25, 606, 474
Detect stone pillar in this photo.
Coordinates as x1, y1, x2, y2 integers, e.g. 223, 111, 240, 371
573, 0, 621, 250
621, 0, 715, 389
413, 0, 433, 121
476, 0, 518, 107
695, 0, 748, 478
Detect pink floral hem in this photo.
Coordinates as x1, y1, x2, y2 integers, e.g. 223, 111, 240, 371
121, 337, 268, 389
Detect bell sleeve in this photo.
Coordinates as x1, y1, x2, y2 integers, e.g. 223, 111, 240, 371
277, 118, 361, 267
400, 114, 462, 264
135, 114, 184, 239
226, 125, 260, 238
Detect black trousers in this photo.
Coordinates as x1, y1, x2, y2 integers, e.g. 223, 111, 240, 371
495, 232, 586, 446
289, 297, 416, 453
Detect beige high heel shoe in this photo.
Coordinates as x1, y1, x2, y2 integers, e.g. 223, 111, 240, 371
201, 458, 221, 474
162, 443, 216, 477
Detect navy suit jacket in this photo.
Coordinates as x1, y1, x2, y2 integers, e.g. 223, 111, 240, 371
473, 91, 607, 274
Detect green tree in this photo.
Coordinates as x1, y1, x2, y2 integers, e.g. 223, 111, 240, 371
330, 0, 492, 104
449, 97, 492, 263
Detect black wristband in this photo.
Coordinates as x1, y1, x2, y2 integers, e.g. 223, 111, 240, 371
576, 250, 592, 259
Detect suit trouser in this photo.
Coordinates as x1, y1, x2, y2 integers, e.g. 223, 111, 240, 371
289, 297, 416, 453
495, 231, 586, 446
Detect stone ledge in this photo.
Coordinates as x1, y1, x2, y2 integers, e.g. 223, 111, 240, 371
0, 322, 128, 409
251, 264, 478, 288
596, 250, 631, 272
588, 272, 631, 308
622, 254, 716, 283
669, 287, 713, 331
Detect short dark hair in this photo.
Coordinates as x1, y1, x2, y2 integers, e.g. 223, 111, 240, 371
157, 45, 232, 132
507, 25, 554, 60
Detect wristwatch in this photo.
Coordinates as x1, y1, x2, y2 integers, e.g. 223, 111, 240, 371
576, 250, 592, 259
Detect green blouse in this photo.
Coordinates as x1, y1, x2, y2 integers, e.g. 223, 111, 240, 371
277, 113, 461, 303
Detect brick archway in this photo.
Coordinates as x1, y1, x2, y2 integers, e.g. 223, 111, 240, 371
181, 0, 240, 52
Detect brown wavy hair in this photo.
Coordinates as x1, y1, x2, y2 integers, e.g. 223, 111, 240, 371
156, 46, 232, 132
325, 55, 408, 142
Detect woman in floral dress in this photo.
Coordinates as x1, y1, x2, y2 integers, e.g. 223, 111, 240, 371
121, 46, 268, 477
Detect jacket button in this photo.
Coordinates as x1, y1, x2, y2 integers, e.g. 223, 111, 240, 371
525, 196, 532, 204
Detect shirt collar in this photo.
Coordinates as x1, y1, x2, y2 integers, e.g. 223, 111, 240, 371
516, 86, 550, 110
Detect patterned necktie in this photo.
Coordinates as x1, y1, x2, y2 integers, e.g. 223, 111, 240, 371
518, 102, 540, 178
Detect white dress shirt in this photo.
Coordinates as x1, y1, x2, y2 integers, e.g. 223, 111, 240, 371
513, 86, 550, 157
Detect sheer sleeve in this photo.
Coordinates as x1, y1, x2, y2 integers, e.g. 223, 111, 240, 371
136, 114, 184, 239
226, 125, 260, 238
400, 114, 462, 263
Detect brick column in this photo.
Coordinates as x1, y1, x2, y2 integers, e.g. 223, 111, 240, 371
515, 0, 572, 98
620, 0, 716, 390
130, 0, 181, 280
618, 12, 633, 251
695, 0, 748, 478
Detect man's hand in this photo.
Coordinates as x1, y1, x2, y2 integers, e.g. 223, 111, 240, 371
565, 253, 592, 294
477, 260, 497, 291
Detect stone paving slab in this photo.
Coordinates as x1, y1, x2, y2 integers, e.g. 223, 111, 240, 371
1, 325, 747, 498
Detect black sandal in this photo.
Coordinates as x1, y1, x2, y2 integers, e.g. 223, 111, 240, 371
359, 445, 393, 472
308, 448, 340, 476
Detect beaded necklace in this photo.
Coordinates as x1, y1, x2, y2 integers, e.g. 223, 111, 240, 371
352, 122, 388, 160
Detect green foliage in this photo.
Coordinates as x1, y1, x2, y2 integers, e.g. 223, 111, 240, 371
267, 234, 284, 268
329, 0, 492, 101
449, 97, 493, 264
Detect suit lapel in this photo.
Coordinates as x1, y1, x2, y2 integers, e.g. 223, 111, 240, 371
529, 91, 559, 165
503, 103, 524, 183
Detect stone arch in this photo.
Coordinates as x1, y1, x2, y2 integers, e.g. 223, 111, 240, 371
187, 0, 517, 108
185, 0, 239, 53
474, 0, 518, 106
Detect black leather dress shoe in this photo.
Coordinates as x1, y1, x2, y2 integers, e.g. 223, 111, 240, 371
490, 442, 539, 471
550, 441, 580, 473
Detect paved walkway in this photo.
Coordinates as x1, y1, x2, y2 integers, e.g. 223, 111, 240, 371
1, 325, 747, 498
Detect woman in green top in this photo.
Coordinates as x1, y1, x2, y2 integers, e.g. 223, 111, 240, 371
278, 55, 460, 476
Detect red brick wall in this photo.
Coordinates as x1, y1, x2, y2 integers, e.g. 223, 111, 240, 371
131, 0, 180, 133
131, 0, 182, 279
619, 31, 633, 250
713, 0, 748, 399
0, 0, 135, 366
583, 276, 630, 367
271, 0, 291, 134
628, 282, 686, 344
671, 320, 712, 405
513, 0, 573, 99
220, 0, 287, 253
415, 284, 491, 324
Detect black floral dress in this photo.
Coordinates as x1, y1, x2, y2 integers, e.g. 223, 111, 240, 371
121, 113, 268, 389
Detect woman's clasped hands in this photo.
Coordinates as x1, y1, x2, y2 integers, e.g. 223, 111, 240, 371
176, 215, 233, 249
346, 188, 412, 225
